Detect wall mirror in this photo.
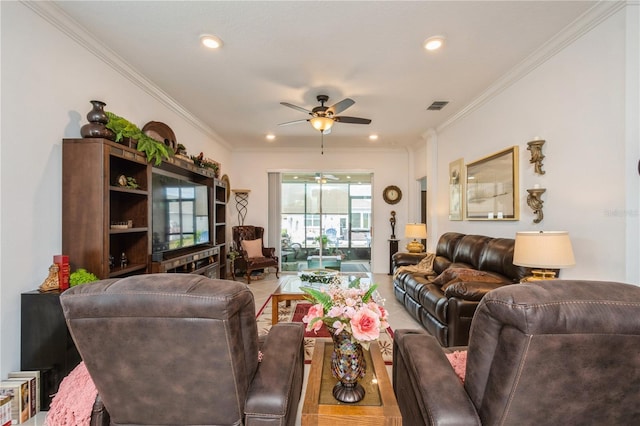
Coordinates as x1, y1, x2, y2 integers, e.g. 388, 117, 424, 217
465, 146, 519, 220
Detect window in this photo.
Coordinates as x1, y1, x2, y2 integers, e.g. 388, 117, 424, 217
280, 173, 372, 254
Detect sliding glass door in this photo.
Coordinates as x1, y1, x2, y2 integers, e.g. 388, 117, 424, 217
280, 172, 372, 270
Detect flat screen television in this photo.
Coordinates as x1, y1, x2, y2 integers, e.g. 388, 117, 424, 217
151, 169, 211, 255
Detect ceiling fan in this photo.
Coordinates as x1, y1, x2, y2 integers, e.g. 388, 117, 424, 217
279, 95, 372, 134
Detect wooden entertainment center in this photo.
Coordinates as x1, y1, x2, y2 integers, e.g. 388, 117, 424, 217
20, 138, 228, 410
61, 138, 227, 280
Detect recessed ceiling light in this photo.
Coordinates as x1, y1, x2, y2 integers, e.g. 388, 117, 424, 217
266, 133, 276, 141
423, 36, 445, 51
200, 34, 223, 49
369, 134, 379, 141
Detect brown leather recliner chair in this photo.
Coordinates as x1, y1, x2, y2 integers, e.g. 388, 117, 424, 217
232, 225, 279, 283
61, 274, 304, 426
393, 280, 640, 425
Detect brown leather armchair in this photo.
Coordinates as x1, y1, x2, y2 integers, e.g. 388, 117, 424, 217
232, 225, 279, 283
393, 280, 640, 425
61, 274, 304, 426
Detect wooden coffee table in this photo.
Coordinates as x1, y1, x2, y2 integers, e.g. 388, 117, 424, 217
302, 340, 401, 425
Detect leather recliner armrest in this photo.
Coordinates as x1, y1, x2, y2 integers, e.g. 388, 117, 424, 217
245, 322, 305, 425
392, 252, 429, 267
444, 281, 508, 301
89, 395, 110, 426
394, 330, 480, 425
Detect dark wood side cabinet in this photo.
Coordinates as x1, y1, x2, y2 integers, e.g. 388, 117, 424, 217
21, 291, 80, 410
389, 239, 399, 275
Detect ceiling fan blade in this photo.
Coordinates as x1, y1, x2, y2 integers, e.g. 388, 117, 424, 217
280, 102, 312, 114
327, 98, 355, 115
278, 119, 309, 126
333, 116, 372, 125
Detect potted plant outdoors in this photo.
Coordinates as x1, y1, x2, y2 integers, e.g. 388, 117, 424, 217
105, 111, 173, 166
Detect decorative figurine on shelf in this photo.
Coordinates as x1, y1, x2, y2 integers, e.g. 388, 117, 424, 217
39, 264, 60, 293
390, 210, 397, 239
109, 254, 115, 270
120, 252, 128, 268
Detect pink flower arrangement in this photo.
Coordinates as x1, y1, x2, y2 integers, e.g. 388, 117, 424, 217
301, 277, 389, 349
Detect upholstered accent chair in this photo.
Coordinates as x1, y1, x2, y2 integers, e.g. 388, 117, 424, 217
232, 225, 279, 283
393, 280, 640, 425
61, 274, 305, 426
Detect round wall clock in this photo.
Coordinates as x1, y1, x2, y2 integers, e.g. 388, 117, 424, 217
383, 185, 402, 204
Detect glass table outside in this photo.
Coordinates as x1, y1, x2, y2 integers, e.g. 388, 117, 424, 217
270, 273, 372, 325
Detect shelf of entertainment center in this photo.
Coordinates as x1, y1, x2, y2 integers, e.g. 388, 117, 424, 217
151, 245, 222, 278
109, 263, 148, 278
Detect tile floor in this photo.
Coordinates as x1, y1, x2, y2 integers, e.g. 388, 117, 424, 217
26, 272, 422, 425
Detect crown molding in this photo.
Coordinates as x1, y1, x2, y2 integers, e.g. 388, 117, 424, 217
21, 0, 232, 150
437, 1, 627, 133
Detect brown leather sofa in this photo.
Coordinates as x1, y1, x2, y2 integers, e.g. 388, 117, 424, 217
61, 274, 304, 426
393, 280, 640, 425
392, 232, 531, 346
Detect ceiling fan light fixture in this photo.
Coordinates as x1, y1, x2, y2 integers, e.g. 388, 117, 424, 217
200, 34, 223, 49
423, 35, 445, 51
310, 116, 334, 132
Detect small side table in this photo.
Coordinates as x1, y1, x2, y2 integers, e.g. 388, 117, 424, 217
388, 239, 399, 275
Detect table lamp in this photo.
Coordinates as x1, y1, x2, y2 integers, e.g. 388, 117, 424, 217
405, 223, 427, 253
513, 231, 575, 281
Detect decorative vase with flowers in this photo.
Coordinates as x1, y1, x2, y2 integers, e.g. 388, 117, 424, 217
301, 276, 388, 403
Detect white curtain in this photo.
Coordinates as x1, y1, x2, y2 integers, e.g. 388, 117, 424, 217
267, 172, 281, 259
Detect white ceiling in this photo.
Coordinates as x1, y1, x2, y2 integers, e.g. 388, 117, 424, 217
53, 0, 598, 151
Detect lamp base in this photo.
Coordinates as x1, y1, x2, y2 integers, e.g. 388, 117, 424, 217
406, 240, 425, 254
521, 269, 557, 282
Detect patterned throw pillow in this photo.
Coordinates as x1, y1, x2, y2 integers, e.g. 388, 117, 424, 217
433, 267, 504, 291
241, 238, 263, 258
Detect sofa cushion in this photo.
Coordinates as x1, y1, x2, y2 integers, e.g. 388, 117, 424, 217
453, 235, 492, 269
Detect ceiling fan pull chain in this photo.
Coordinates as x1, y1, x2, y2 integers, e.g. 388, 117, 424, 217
321, 132, 324, 155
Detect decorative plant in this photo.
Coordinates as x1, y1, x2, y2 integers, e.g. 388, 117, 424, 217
69, 268, 99, 287
105, 112, 140, 142
301, 277, 388, 349
105, 111, 172, 166
190, 152, 220, 175
137, 136, 172, 166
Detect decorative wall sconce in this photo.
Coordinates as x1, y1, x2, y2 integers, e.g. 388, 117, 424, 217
526, 187, 546, 223
527, 139, 546, 175
232, 189, 250, 226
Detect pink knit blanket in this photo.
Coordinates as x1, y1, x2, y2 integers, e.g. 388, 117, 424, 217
47, 362, 97, 426
445, 350, 467, 383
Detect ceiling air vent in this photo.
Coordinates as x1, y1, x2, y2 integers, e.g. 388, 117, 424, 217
427, 101, 449, 111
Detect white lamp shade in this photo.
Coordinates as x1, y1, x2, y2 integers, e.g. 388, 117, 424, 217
513, 231, 575, 268
405, 223, 427, 239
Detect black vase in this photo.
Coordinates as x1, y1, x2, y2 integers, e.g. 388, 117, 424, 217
80, 100, 115, 140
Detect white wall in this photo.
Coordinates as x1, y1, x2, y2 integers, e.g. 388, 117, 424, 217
0, 3, 230, 377
433, 7, 637, 282
230, 148, 411, 274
